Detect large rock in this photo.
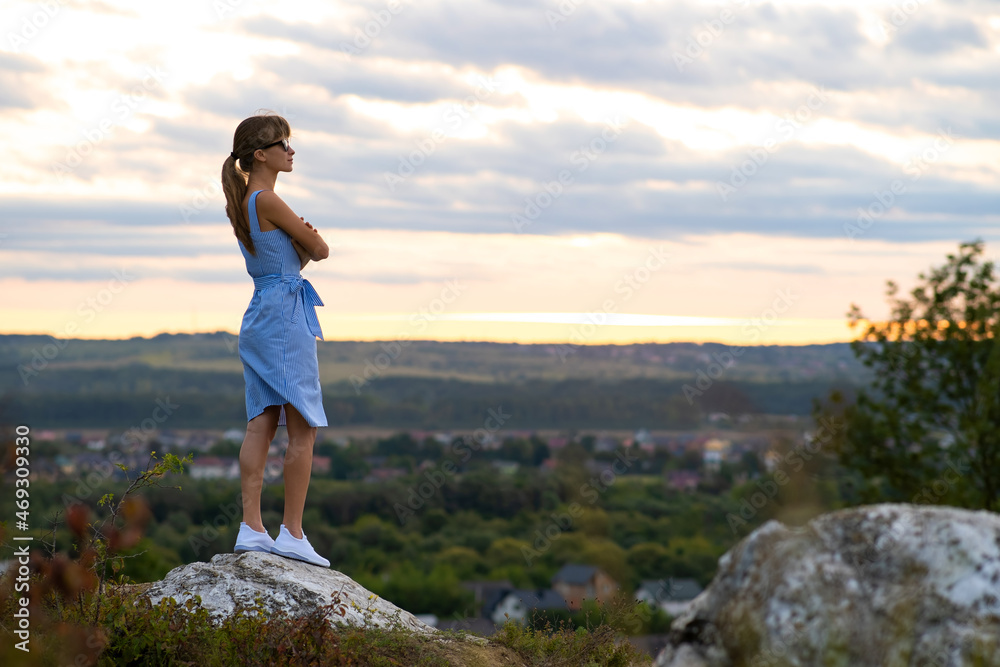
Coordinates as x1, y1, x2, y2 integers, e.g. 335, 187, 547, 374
143, 552, 437, 635
654, 504, 1000, 667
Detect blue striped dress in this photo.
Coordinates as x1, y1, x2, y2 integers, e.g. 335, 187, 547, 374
237, 189, 328, 427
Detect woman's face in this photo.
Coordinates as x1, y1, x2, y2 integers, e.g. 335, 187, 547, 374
254, 137, 295, 172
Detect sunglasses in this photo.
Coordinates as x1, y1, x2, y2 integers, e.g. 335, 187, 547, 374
257, 138, 291, 152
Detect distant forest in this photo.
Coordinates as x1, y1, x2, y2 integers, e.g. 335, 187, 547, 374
0, 333, 867, 429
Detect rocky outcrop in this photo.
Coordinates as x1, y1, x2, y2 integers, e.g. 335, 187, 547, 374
654, 504, 1000, 666
143, 551, 437, 635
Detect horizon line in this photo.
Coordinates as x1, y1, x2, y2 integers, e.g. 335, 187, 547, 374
0, 329, 861, 347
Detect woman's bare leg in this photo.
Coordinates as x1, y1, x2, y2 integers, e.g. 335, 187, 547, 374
281, 402, 317, 539
240, 405, 280, 531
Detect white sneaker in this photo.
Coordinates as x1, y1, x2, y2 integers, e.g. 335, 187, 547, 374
234, 522, 274, 554
270, 524, 330, 567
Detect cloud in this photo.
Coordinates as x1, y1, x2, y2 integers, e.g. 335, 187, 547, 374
2, 0, 999, 293
702, 262, 826, 275
894, 17, 987, 55
0, 52, 50, 109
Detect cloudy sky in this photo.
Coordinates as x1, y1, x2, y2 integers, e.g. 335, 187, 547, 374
1, 0, 997, 345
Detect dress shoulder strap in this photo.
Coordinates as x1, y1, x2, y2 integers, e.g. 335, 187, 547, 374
247, 189, 264, 234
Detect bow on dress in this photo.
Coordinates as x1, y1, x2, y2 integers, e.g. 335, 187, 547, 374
252, 273, 325, 340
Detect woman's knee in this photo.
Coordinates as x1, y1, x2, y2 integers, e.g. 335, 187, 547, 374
287, 430, 317, 450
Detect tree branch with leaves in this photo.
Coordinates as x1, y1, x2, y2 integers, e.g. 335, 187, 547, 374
83, 450, 192, 623
815, 239, 1000, 510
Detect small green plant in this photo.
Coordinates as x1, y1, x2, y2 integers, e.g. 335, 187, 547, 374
85, 451, 192, 623
491, 601, 652, 667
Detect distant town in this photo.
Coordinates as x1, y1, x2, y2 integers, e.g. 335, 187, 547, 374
18, 415, 804, 493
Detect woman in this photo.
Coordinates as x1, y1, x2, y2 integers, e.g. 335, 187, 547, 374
221, 112, 331, 567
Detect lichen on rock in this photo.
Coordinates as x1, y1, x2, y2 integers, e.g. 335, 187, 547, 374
654, 504, 1000, 667
142, 551, 438, 635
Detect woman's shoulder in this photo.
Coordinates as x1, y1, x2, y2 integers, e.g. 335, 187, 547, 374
241, 189, 279, 212
247, 189, 286, 233
251, 189, 288, 213
244, 188, 273, 200
253, 189, 284, 206
254, 190, 293, 217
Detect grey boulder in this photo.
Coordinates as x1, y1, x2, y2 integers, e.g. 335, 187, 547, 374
655, 503, 1000, 666
142, 551, 437, 635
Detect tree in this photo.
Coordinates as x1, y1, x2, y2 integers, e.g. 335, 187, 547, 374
816, 240, 1000, 510
626, 542, 671, 582
375, 431, 420, 457
374, 562, 475, 616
